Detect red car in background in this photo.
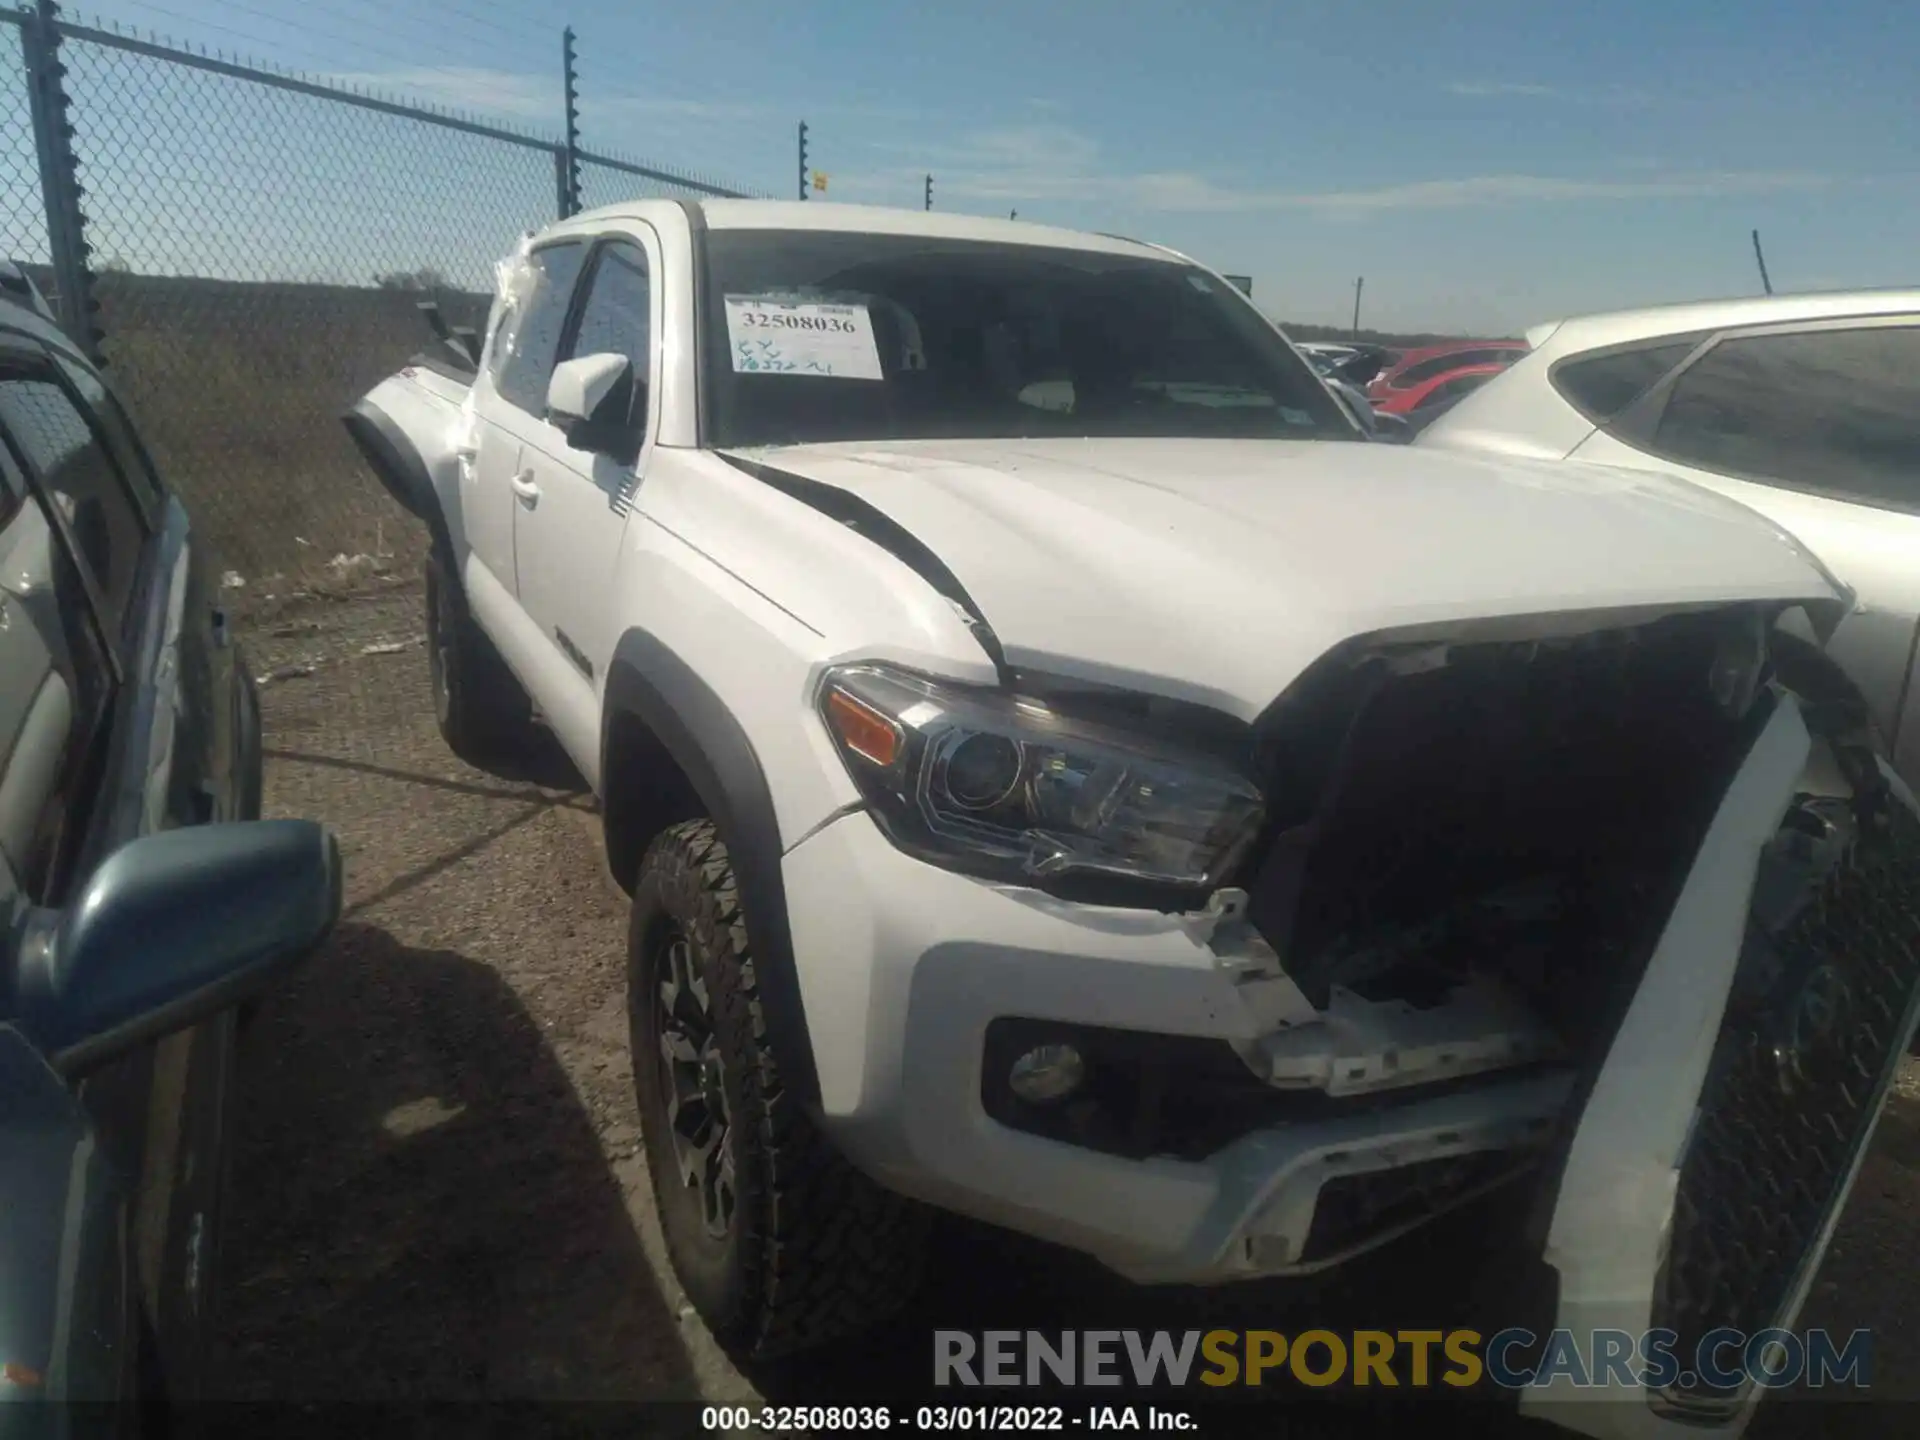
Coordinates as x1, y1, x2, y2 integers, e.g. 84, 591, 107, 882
1367, 339, 1528, 402
1369, 361, 1510, 419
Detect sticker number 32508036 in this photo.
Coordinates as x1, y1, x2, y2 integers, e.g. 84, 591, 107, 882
723, 296, 885, 379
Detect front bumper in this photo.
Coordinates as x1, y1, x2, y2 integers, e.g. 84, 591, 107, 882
780, 685, 1918, 1440
782, 808, 1573, 1284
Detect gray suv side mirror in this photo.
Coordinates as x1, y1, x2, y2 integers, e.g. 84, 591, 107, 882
13, 820, 341, 1076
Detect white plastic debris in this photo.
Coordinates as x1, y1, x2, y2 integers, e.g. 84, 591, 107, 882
325, 552, 390, 579
461, 230, 538, 443
220, 570, 245, 589
492, 230, 539, 327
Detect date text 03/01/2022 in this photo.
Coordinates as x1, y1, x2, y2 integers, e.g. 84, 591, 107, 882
700, 1406, 1198, 1432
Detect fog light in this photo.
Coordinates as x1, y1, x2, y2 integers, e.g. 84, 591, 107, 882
1008, 1043, 1085, 1104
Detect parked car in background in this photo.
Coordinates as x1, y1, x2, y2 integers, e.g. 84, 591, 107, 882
1326, 341, 1396, 389
0, 287, 341, 1418
1297, 340, 1398, 390
1367, 338, 1527, 402
1370, 360, 1507, 419
352, 201, 1920, 1437
1320, 370, 1411, 441
1296, 341, 1359, 369
1292, 345, 1411, 440
1417, 288, 1920, 783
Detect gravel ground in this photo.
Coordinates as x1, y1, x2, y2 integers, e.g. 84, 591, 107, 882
208, 586, 1918, 1434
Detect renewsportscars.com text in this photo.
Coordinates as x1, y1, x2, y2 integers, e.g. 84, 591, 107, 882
933, 1328, 1872, 1392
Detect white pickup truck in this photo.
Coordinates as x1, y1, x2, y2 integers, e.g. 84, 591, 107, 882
347, 199, 1920, 1435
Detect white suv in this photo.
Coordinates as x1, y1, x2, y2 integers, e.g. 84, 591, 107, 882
1415, 290, 1920, 785
349, 201, 1920, 1436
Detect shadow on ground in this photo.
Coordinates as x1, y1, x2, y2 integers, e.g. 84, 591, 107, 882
733, 1182, 1564, 1437
209, 921, 692, 1404
743, 1116, 1918, 1439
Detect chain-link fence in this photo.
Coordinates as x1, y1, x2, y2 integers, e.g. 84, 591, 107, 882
0, 22, 46, 264
0, 6, 752, 628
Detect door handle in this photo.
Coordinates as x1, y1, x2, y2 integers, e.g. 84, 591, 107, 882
509, 469, 541, 504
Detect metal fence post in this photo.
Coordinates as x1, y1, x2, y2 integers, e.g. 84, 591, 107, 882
559, 27, 581, 217
21, 0, 102, 360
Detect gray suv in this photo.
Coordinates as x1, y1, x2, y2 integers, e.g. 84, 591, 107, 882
0, 286, 339, 1421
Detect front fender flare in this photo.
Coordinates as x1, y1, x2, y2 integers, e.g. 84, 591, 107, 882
602, 628, 820, 1106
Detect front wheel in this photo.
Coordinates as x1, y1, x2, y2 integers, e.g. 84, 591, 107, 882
628, 819, 929, 1359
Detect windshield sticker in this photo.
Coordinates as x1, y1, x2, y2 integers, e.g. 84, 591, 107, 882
1186, 274, 1213, 292
724, 296, 884, 379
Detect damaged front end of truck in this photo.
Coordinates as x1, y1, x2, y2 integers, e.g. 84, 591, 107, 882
986, 596, 1919, 1431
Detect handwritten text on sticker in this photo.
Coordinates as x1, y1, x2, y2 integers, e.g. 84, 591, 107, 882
723, 297, 885, 380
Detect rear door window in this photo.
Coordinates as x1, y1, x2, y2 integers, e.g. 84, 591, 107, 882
1552, 335, 1707, 422
53, 355, 163, 514
0, 446, 114, 903
1648, 325, 1920, 511
0, 367, 150, 639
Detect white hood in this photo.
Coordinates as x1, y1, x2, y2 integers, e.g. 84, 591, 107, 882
726, 437, 1846, 719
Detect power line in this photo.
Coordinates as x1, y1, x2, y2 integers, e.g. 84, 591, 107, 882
260, 0, 556, 51
198, 0, 538, 83
93, 0, 719, 141
98, 0, 546, 102
209, 0, 694, 103
81, 0, 761, 189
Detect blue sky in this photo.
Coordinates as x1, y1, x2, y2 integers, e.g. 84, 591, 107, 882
18, 0, 1920, 331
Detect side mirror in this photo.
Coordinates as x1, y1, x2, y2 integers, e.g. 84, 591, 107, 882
14, 820, 341, 1077
1371, 412, 1414, 444
547, 352, 638, 461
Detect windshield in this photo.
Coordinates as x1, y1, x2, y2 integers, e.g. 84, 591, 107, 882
699, 230, 1359, 449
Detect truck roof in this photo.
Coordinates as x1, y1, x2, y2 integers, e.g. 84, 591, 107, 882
559, 197, 1183, 264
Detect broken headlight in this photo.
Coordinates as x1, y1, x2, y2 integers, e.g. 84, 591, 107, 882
817, 664, 1265, 890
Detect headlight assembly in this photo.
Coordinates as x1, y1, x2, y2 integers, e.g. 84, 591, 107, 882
817, 664, 1265, 892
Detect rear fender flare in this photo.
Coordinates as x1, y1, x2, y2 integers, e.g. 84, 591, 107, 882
602, 627, 820, 1106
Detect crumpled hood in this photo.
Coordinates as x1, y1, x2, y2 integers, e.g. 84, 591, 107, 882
725, 437, 1848, 719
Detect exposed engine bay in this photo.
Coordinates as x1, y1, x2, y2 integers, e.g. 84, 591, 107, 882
1229, 603, 1793, 1098
985, 604, 1842, 1173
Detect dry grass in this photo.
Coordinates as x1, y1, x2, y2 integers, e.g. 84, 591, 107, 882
89, 272, 489, 619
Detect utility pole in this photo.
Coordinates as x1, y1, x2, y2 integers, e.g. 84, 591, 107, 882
1010, 209, 1017, 219
23, 0, 102, 360
1351, 276, 1364, 339
924, 174, 932, 211
798, 120, 808, 200
1751, 229, 1773, 295
558, 27, 581, 218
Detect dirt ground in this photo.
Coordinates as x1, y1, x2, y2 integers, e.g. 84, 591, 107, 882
208, 583, 1919, 1435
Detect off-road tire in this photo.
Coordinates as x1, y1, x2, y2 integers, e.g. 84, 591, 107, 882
424, 545, 535, 766
629, 819, 929, 1359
